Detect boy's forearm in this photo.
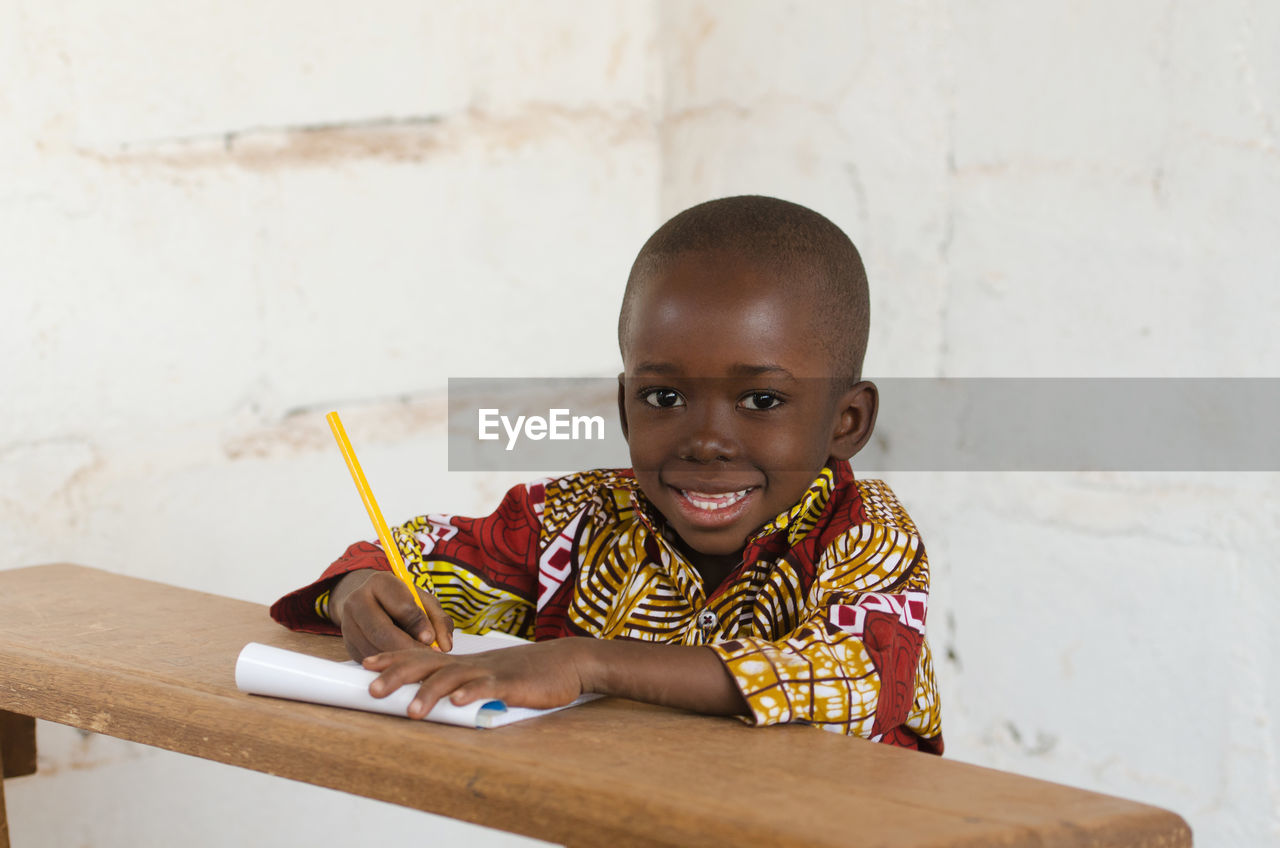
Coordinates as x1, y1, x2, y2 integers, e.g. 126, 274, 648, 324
572, 638, 749, 717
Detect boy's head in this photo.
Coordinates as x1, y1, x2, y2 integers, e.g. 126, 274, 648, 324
619, 195, 870, 383
616, 196, 878, 566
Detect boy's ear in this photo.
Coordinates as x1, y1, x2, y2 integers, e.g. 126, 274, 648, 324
616, 373, 630, 443
829, 380, 878, 460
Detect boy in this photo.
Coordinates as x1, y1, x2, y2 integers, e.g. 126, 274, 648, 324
270, 196, 943, 753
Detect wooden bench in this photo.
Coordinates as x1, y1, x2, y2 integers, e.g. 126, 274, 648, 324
0, 564, 1191, 847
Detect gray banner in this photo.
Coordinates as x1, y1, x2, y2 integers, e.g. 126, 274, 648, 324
447, 378, 1280, 471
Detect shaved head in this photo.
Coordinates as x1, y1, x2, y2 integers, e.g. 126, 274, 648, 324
619, 195, 870, 382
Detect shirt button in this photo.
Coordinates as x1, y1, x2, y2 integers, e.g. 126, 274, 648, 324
697, 610, 717, 630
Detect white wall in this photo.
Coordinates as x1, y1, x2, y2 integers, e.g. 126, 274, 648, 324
3, 2, 1277, 846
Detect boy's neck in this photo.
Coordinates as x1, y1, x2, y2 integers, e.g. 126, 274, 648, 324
670, 535, 742, 594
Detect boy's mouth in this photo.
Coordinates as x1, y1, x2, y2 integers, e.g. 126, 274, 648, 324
678, 488, 753, 510
669, 486, 759, 528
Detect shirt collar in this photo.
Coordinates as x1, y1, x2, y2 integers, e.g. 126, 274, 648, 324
610, 461, 853, 553
745, 461, 847, 550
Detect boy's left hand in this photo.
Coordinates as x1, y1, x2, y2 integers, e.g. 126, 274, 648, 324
363, 638, 587, 719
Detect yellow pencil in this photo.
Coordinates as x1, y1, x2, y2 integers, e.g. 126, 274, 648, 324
325, 410, 430, 619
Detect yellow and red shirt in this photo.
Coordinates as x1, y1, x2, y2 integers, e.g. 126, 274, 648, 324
270, 461, 943, 753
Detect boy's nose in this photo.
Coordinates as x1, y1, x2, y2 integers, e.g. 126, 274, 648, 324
678, 405, 739, 463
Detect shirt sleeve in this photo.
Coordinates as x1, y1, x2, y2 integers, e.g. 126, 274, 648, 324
268, 481, 545, 639
707, 521, 943, 751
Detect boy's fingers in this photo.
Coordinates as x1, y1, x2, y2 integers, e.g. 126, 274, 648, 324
365, 611, 427, 654
361, 653, 392, 670
411, 589, 453, 651
370, 579, 436, 650
448, 676, 496, 706
368, 651, 446, 697
408, 665, 485, 719
426, 603, 453, 652
341, 613, 380, 662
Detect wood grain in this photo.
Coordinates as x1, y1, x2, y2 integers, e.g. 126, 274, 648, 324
0, 564, 1192, 848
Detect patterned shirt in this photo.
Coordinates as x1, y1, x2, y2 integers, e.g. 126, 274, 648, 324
269, 461, 943, 753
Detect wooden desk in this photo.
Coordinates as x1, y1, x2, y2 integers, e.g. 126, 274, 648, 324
0, 564, 1190, 848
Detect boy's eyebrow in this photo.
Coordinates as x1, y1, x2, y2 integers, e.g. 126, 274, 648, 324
631, 361, 799, 379
726, 362, 798, 379
631, 361, 681, 375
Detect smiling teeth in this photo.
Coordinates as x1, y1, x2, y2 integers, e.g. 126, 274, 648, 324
681, 488, 752, 511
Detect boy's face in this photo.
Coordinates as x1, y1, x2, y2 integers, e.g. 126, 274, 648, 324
619, 249, 873, 562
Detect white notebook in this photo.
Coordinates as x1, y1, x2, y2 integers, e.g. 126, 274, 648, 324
235, 630, 597, 728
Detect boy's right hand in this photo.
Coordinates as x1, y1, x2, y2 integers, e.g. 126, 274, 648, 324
329, 569, 455, 661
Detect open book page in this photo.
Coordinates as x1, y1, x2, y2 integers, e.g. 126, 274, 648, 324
235, 631, 598, 728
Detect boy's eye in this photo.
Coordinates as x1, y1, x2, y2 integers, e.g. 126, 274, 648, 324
740, 392, 783, 410
641, 389, 685, 408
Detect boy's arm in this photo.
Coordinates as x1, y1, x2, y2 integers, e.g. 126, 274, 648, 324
362, 525, 936, 735
270, 481, 543, 642
361, 516, 936, 733
269, 541, 395, 636
580, 639, 749, 715
364, 637, 749, 719
705, 522, 941, 748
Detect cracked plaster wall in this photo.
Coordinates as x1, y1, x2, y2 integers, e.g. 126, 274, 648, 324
2, 2, 1278, 846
